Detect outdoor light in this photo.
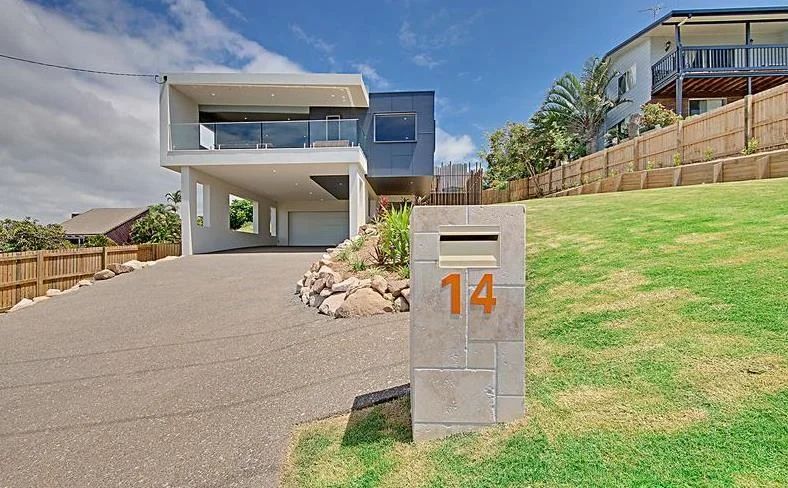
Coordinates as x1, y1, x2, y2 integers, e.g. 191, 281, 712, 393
665, 41, 671, 52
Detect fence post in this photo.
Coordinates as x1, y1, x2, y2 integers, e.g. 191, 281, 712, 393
713, 162, 724, 183
744, 94, 753, 147
561, 164, 566, 190
676, 120, 684, 164
36, 251, 44, 296
603, 149, 609, 178
640, 171, 648, 190
101, 247, 107, 269
756, 155, 770, 179
673, 166, 682, 187
633, 137, 640, 171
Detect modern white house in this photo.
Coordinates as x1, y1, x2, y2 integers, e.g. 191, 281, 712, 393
603, 6, 788, 141
159, 73, 435, 254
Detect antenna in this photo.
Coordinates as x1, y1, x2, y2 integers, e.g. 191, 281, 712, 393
638, 3, 664, 19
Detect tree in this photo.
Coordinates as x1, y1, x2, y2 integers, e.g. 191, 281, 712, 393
165, 190, 181, 212
480, 122, 533, 189
229, 198, 253, 230
640, 102, 681, 132
0, 218, 70, 252
130, 204, 181, 243
543, 57, 627, 153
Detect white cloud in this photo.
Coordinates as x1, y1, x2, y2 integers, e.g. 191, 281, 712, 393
0, 0, 303, 223
290, 24, 337, 68
435, 127, 476, 163
412, 53, 442, 69
351, 63, 390, 90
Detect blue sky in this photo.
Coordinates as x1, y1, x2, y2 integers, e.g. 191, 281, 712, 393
195, 0, 784, 152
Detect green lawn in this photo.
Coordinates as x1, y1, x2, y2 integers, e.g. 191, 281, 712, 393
282, 179, 788, 488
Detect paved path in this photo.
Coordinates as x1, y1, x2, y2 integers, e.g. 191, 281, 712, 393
0, 248, 409, 487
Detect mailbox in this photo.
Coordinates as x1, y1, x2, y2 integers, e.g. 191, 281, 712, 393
410, 205, 525, 441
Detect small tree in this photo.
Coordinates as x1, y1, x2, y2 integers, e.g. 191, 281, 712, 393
131, 205, 181, 243
229, 198, 254, 230
0, 218, 71, 252
640, 103, 681, 132
82, 234, 116, 247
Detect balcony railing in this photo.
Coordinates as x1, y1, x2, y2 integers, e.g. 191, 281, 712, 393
651, 44, 788, 91
170, 119, 359, 151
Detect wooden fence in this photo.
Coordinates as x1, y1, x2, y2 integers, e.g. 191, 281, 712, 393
0, 242, 181, 311
482, 83, 788, 204
481, 148, 787, 204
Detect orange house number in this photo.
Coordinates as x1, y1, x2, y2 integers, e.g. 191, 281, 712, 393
441, 273, 497, 314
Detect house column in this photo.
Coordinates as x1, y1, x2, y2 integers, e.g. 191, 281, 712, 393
348, 163, 368, 238
180, 166, 196, 256
675, 24, 684, 117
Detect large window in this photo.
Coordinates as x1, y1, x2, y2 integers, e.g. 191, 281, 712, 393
617, 65, 636, 97
688, 98, 726, 116
374, 113, 417, 142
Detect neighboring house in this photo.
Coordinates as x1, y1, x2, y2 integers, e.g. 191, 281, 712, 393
602, 7, 788, 143
61, 208, 149, 245
159, 73, 435, 254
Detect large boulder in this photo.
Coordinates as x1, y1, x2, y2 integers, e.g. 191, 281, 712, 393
9, 298, 34, 312
394, 296, 410, 312
335, 288, 394, 318
401, 287, 411, 304
122, 260, 145, 270
94, 269, 115, 280
309, 293, 325, 308
387, 279, 409, 297
318, 293, 346, 317
371, 275, 388, 296
317, 266, 342, 287
319, 287, 333, 297
346, 278, 372, 298
107, 263, 133, 275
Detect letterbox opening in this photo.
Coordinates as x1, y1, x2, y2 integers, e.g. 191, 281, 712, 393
438, 225, 500, 268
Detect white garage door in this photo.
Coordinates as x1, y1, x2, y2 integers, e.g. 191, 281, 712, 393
288, 211, 349, 246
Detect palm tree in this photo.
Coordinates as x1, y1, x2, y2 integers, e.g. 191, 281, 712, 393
164, 190, 181, 212
543, 57, 627, 154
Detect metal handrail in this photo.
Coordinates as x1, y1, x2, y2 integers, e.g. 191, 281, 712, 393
170, 118, 359, 126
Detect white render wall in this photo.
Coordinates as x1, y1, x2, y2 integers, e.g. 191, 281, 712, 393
181, 166, 276, 255
605, 38, 652, 136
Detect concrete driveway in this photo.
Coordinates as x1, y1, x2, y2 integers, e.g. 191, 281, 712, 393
0, 248, 409, 487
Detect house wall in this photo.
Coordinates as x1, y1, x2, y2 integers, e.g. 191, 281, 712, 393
604, 38, 653, 145
167, 86, 199, 151
105, 211, 148, 245
182, 166, 276, 254
310, 91, 436, 178
276, 200, 349, 246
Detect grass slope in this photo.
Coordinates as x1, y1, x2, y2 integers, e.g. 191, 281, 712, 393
282, 179, 788, 488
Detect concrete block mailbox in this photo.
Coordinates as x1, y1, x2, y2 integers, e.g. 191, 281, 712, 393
410, 205, 526, 441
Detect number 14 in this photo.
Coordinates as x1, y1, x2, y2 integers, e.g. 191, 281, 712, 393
441, 273, 497, 314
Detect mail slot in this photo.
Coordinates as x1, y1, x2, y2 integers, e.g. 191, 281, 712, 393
410, 206, 525, 442
438, 225, 500, 268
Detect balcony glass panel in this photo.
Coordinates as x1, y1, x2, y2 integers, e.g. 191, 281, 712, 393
215, 123, 260, 149
263, 121, 308, 149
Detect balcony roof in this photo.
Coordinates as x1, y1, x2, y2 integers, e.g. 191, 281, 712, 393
605, 7, 788, 59
163, 73, 369, 108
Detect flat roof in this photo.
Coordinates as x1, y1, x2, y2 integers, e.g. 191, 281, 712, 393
605, 6, 788, 59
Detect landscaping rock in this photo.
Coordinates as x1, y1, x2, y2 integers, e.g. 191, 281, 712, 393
300, 292, 310, 305
332, 277, 359, 293
394, 296, 410, 312
384, 292, 394, 302
387, 279, 409, 297
371, 275, 388, 296
309, 293, 325, 308
145, 261, 156, 267
346, 278, 372, 298
311, 278, 326, 294
336, 287, 394, 318
63, 285, 80, 294
123, 260, 145, 270
77, 279, 93, 287
45, 289, 61, 297
317, 266, 341, 287
295, 279, 304, 294
320, 288, 333, 297
401, 287, 411, 303
107, 263, 133, 275
32, 296, 50, 303
310, 261, 320, 273
94, 269, 115, 280
318, 292, 346, 317
9, 298, 34, 312
157, 255, 179, 263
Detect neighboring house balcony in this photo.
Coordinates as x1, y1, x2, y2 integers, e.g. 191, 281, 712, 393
652, 44, 788, 92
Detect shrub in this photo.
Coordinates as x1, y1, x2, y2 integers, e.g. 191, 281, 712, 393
625, 162, 635, 173
742, 138, 759, 155
396, 265, 410, 279
645, 161, 655, 170
673, 152, 682, 167
131, 204, 180, 244
350, 257, 367, 272
0, 218, 70, 252
703, 147, 715, 162
349, 235, 365, 252
335, 247, 352, 262
82, 234, 116, 247
640, 103, 681, 131
377, 204, 411, 267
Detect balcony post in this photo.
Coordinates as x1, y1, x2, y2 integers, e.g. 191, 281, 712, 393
745, 22, 752, 94
675, 24, 684, 117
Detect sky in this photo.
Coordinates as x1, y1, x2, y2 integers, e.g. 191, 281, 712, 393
1, 0, 784, 222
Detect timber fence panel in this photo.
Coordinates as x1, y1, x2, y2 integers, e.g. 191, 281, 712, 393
607, 140, 635, 175
751, 84, 788, 151
637, 125, 678, 169
682, 98, 746, 164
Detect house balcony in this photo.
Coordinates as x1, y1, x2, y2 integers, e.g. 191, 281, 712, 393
652, 44, 788, 92
170, 119, 360, 151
